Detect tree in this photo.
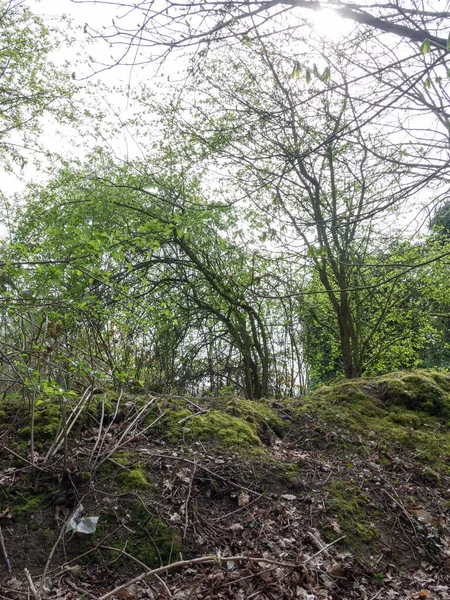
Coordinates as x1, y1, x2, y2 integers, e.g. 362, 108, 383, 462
12, 150, 273, 398
76, 0, 450, 384
300, 239, 445, 383
81, 0, 450, 214
82, 1, 450, 56
430, 201, 450, 237
152, 34, 441, 379
0, 0, 75, 171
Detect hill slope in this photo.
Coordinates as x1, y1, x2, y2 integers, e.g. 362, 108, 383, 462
1, 370, 450, 599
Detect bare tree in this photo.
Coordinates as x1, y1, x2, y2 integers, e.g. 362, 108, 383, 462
77, 0, 450, 59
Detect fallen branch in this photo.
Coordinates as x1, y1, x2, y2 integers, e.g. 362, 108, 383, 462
99, 536, 345, 600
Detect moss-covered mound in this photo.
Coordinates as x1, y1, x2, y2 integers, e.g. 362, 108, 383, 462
160, 397, 285, 454
310, 369, 450, 417
297, 369, 450, 473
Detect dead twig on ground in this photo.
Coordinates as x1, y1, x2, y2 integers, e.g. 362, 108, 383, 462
65, 579, 98, 599
142, 450, 264, 497
211, 492, 265, 522
100, 545, 172, 597
0, 524, 11, 575
183, 459, 196, 539
99, 537, 345, 600
39, 504, 81, 592
1, 445, 49, 472
24, 568, 40, 600
303, 535, 346, 565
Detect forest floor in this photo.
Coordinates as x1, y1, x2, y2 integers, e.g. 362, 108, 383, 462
1, 370, 450, 599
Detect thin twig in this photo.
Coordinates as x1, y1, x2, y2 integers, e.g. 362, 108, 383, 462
183, 460, 196, 539
24, 568, 40, 600
100, 545, 172, 597
39, 507, 73, 592
88, 394, 106, 468
1, 445, 49, 472
303, 535, 346, 565
95, 399, 165, 470
65, 579, 98, 599
177, 409, 210, 425
0, 525, 11, 575
141, 451, 264, 497
95, 390, 123, 462
212, 492, 265, 522
45, 386, 94, 462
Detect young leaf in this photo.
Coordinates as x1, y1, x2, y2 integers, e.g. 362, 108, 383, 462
420, 38, 431, 54
322, 66, 331, 83
290, 60, 301, 79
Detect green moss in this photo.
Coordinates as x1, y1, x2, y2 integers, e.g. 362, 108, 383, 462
111, 451, 133, 467
13, 495, 45, 521
298, 369, 450, 474
126, 502, 181, 566
17, 395, 79, 443
225, 398, 285, 435
90, 501, 181, 569
386, 411, 421, 428
281, 463, 300, 484
33, 397, 67, 440
164, 407, 264, 454
117, 466, 151, 491
324, 481, 379, 548
381, 371, 450, 417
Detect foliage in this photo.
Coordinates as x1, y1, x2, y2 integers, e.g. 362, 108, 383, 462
301, 239, 449, 383
0, 0, 75, 170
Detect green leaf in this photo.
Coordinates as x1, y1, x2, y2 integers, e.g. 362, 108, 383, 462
322, 66, 331, 83
447, 32, 450, 51
424, 77, 431, 89
305, 68, 311, 84
290, 60, 301, 79
242, 34, 252, 47
420, 38, 431, 54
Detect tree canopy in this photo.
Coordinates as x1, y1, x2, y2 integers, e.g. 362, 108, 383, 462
0, 0, 449, 402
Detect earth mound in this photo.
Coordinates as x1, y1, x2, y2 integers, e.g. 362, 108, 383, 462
1, 370, 450, 598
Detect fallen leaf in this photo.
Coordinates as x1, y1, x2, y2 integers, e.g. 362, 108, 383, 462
414, 509, 434, 524
238, 491, 250, 507
115, 585, 138, 599
329, 519, 343, 534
